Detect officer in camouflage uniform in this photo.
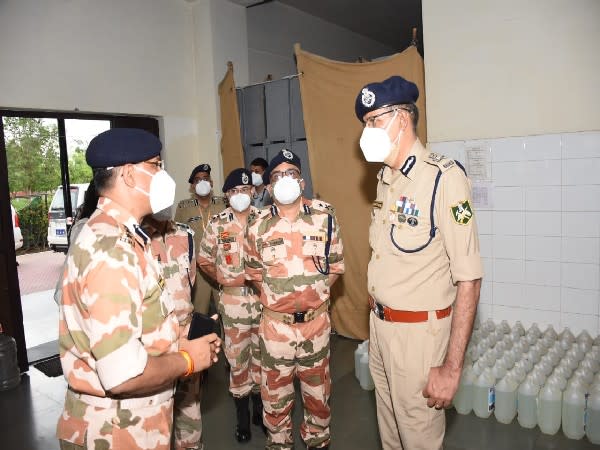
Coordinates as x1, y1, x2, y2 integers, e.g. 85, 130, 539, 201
175, 163, 226, 315
57, 129, 221, 450
142, 215, 204, 450
198, 168, 263, 443
245, 150, 345, 450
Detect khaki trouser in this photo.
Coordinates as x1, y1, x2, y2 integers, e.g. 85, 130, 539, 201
369, 310, 452, 450
192, 270, 219, 315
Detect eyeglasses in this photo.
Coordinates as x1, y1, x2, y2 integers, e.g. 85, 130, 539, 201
364, 107, 406, 128
229, 186, 252, 195
270, 168, 300, 182
143, 160, 165, 170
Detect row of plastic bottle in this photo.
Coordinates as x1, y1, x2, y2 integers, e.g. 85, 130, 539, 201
454, 319, 600, 443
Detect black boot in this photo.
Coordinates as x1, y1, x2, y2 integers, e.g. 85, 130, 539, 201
234, 396, 251, 442
251, 392, 267, 435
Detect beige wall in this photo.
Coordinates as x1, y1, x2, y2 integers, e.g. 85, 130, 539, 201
422, 0, 600, 142
0, 0, 249, 201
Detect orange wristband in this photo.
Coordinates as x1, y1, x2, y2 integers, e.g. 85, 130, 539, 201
179, 350, 194, 377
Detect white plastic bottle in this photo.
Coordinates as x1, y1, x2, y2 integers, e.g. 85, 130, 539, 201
537, 380, 562, 435
358, 352, 374, 391
517, 374, 541, 428
560, 327, 575, 344
354, 340, 367, 380
473, 368, 496, 419
494, 373, 518, 424
586, 384, 600, 444
562, 379, 587, 440
454, 366, 475, 415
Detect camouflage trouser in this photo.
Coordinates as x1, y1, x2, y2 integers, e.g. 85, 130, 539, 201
57, 388, 173, 449
219, 292, 262, 397
260, 312, 331, 450
173, 373, 203, 450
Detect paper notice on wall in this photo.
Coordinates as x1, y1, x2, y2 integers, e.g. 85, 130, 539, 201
472, 181, 493, 209
465, 142, 491, 181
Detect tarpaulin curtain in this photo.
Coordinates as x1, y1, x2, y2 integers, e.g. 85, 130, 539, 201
218, 62, 245, 177
295, 44, 427, 340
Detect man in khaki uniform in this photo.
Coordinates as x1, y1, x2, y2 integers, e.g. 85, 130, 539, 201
355, 76, 482, 449
175, 163, 226, 314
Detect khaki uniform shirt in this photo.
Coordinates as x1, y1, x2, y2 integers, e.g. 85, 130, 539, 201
245, 199, 345, 313
58, 197, 179, 395
197, 206, 260, 287
174, 195, 226, 254
368, 139, 483, 311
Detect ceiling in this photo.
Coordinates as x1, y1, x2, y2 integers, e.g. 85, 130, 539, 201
230, 0, 423, 54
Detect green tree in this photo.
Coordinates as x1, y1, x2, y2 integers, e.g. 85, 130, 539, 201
68, 147, 93, 184
3, 117, 61, 194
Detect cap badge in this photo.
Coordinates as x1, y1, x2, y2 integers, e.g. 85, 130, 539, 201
361, 88, 375, 107
241, 173, 249, 184
202, 164, 209, 170
282, 149, 293, 160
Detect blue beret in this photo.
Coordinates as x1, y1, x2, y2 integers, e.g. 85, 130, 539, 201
263, 149, 301, 185
355, 75, 419, 121
188, 164, 212, 184
222, 168, 252, 193
86, 128, 162, 169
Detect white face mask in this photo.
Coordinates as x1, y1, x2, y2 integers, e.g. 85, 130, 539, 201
359, 111, 399, 162
251, 172, 263, 187
134, 167, 177, 214
229, 193, 251, 212
195, 180, 211, 197
273, 176, 301, 205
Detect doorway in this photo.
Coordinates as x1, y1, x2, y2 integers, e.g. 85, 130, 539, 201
0, 110, 159, 372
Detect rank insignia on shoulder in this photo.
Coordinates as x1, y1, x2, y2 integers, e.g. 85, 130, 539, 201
119, 234, 135, 246
178, 198, 198, 208
451, 200, 474, 225
428, 152, 445, 162
372, 200, 383, 209
443, 160, 455, 168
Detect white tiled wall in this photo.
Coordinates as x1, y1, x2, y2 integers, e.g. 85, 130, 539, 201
430, 131, 600, 335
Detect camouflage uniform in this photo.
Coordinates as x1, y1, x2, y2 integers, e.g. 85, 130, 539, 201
57, 197, 179, 449
245, 199, 345, 449
175, 195, 226, 314
145, 219, 203, 450
197, 206, 262, 398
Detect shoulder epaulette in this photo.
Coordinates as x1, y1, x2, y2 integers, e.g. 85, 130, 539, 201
311, 200, 335, 215
178, 198, 198, 208
425, 152, 458, 173
212, 196, 226, 205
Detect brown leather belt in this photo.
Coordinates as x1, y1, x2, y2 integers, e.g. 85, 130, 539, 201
262, 301, 329, 325
369, 296, 452, 323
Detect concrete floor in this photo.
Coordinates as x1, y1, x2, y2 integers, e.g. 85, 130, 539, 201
1, 334, 598, 450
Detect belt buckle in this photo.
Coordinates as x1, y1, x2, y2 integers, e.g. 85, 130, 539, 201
293, 311, 306, 323
373, 302, 385, 320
